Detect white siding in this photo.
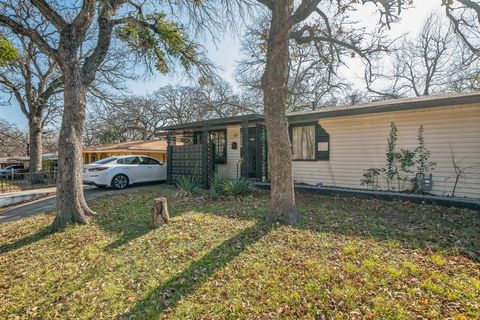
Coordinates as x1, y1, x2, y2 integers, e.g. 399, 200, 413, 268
292, 104, 480, 198
217, 126, 242, 179
216, 104, 480, 199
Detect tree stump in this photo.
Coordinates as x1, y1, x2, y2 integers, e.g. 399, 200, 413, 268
149, 197, 170, 228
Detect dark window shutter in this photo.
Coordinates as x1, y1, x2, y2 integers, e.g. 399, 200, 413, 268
315, 124, 330, 160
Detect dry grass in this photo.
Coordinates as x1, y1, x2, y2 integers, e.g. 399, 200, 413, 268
0, 190, 479, 319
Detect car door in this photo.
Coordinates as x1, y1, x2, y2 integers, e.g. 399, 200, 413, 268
139, 157, 165, 182
118, 156, 142, 183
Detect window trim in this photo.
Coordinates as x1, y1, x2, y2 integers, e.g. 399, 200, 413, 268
289, 122, 330, 161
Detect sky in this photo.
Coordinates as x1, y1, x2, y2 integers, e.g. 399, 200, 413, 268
0, 0, 442, 129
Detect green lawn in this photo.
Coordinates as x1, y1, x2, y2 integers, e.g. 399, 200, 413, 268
1, 189, 479, 319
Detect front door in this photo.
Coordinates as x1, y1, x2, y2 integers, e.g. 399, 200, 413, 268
247, 127, 257, 178
241, 127, 257, 178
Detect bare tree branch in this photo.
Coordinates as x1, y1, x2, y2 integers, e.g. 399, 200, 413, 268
29, 0, 66, 29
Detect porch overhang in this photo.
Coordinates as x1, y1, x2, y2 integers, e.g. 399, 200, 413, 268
161, 114, 265, 131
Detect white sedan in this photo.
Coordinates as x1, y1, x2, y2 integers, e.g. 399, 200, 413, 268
82, 155, 166, 189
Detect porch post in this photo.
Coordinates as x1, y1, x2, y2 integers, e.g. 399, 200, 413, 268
201, 125, 209, 187
241, 120, 249, 179
256, 124, 267, 181
167, 130, 173, 184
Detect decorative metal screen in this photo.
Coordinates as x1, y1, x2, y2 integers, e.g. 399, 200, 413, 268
169, 144, 204, 183
168, 143, 214, 185
256, 124, 268, 181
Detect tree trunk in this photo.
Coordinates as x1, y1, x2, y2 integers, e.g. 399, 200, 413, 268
261, 1, 298, 224
28, 116, 43, 174
149, 197, 170, 228
52, 65, 94, 230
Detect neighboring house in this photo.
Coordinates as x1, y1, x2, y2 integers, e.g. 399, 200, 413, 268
82, 140, 167, 164
163, 92, 480, 199
0, 154, 57, 169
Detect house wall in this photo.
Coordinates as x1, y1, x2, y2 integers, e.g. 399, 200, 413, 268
217, 126, 242, 179
292, 104, 480, 198
215, 104, 480, 199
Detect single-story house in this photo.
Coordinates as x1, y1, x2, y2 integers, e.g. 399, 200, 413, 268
82, 140, 167, 164
0, 153, 58, 169
162, 92, 480, 199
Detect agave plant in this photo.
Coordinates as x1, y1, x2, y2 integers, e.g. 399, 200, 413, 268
176, 176, 202, 196
221, 178, 253, 200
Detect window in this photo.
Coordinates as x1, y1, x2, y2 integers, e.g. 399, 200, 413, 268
290, 123, 330, 161
93, 157, 117, 164
211, 130, 227, 163
192, 130, 227, 163
193, 131, 202, 144
140, 157, 161, 165
117, 156, 140, 165
291, 125, 316, 160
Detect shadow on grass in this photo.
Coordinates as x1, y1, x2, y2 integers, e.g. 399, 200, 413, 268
96, 193, 266, 251
0, 225, 53, 254
294, 192, 480, 260
99, 213, 152, 251
90, 190, 479, 318
120, 221, 272, 319
92, 192, 164, 251
95, 189, 480, 259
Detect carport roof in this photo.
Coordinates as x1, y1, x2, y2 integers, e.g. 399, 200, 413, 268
161, 114, 265, 130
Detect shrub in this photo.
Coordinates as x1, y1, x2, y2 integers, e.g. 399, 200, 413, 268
221, 178, 253, 200
361, 168, 381, 190
415, 125, 436, 176
362, 123, 435, 192
209, 173, 229, 199
176, 176, 202, 196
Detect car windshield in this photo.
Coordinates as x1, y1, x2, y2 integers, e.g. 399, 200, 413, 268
92, 157, 117, 165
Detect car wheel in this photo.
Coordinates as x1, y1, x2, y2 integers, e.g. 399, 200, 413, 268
111, 174, 129, 190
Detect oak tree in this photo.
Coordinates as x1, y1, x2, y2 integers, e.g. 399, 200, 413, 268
367, 12, 480, 98
0, 118, 28, 156
0, 33, 62, 173
0, 35, 17, 66
253, 0, 408, 224
0, 0, 210, 230
236, 14, 349, 112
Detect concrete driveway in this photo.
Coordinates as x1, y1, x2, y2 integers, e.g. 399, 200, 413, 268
0, 183, 174, 224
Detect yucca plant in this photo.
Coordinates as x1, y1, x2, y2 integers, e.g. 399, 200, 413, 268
176, 176, 202, 196
221, 178, 253, 200
209, 173, 229, 199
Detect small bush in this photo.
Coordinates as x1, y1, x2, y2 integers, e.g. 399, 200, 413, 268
209, 174, 229, 199
361, 168, 381, 190
176, 176, 202, 196
221, 178, 253, 200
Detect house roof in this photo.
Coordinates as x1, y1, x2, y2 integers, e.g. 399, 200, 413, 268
0, 154, 58, 164
163, 92, 480, 130
288, 92, 480, 122
83, 140, 168, 153
161, 114, 265, 130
